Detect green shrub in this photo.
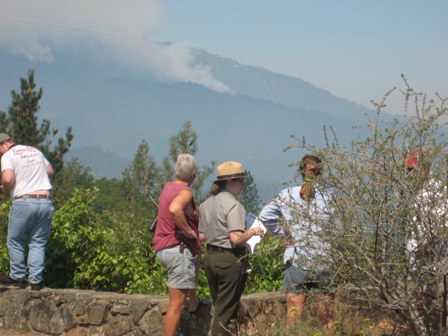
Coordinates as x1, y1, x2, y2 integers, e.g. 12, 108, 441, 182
0, 201, 11, 276
46, 188, 170, 294
245, 232, 285, 294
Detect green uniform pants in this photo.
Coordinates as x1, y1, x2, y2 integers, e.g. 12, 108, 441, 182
204, 249, 248, 336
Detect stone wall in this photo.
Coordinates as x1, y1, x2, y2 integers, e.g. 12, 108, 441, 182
0, 287, 286, 335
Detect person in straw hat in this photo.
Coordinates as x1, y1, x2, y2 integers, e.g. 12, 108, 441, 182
199, 161, 264, 336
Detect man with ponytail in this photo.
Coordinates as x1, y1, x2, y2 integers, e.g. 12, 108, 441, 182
259, 154, 334, 329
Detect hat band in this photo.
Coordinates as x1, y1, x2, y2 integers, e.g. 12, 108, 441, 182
216, 172, 245, 180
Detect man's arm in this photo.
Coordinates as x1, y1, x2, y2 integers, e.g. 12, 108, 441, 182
46, 164, 54, 179
1, 169, 15, 195
259, 202, 288, 237
169, 189, 198, 239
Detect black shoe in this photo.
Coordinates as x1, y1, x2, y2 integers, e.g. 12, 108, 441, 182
31, 282, 44, 291
0, 275, 26, 289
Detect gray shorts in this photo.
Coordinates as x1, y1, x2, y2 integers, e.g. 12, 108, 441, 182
156, 245, 197, 289
283, 261, 333, 295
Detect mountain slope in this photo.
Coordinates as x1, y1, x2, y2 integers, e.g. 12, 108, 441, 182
193, 49, 375, 124
1, 47, 381, 200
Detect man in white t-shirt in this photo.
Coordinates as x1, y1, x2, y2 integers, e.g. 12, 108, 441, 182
0, 133, 54, 290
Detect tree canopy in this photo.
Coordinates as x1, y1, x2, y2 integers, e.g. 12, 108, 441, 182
0, 70, 74, 173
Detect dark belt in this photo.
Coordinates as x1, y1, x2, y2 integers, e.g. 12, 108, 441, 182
207, 245, 247, 254
14, 194, 52, 200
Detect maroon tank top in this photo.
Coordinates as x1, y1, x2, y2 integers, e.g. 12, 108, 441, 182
153, 181, 200, 255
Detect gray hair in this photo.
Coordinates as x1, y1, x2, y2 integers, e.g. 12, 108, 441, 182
175, 153, 198, 181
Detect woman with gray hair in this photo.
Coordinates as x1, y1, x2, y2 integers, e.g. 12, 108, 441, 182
153, 153, 202, 336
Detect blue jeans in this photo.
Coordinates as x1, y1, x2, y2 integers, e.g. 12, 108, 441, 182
8, 198, 54, 284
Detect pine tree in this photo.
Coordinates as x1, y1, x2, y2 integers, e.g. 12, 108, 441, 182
168, 120, 198, 162
161, 120, 215, 202
121, 139, 160, 216
239, 170, 262, 214
0, 70, 74, 173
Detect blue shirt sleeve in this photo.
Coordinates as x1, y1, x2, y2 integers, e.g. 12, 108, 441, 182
259, 201, 288, 237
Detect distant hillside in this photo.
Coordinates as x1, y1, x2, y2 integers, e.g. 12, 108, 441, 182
192, 49, 375, 123
67, 147, 129, 179
1, 46, 384, 200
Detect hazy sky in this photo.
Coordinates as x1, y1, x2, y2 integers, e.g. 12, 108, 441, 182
1, 0, 447, 113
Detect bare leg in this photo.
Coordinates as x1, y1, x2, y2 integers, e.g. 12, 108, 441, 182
316, 294, 334, 329
189, 289, 199, 312
286, 293, 307, 325
165, 287, 188, 336
189, 253, 201, 312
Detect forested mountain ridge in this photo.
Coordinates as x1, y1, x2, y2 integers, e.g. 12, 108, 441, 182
0, 46, 384, 200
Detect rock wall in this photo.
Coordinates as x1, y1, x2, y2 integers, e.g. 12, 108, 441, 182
0, 287, 286, 335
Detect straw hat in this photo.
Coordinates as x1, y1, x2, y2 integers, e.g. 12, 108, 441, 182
215, 161, 245, 181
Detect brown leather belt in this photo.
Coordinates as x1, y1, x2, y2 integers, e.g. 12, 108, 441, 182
14, 194, 52, 200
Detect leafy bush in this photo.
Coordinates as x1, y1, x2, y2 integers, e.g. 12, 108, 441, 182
0, 201, 12, 276
285, 79, 448, 335
45, 188, 100, 288
46, 188, 170, 294
245, 232, 285, 294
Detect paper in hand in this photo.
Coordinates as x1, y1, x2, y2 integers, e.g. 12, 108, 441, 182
245, 212, 267, 254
